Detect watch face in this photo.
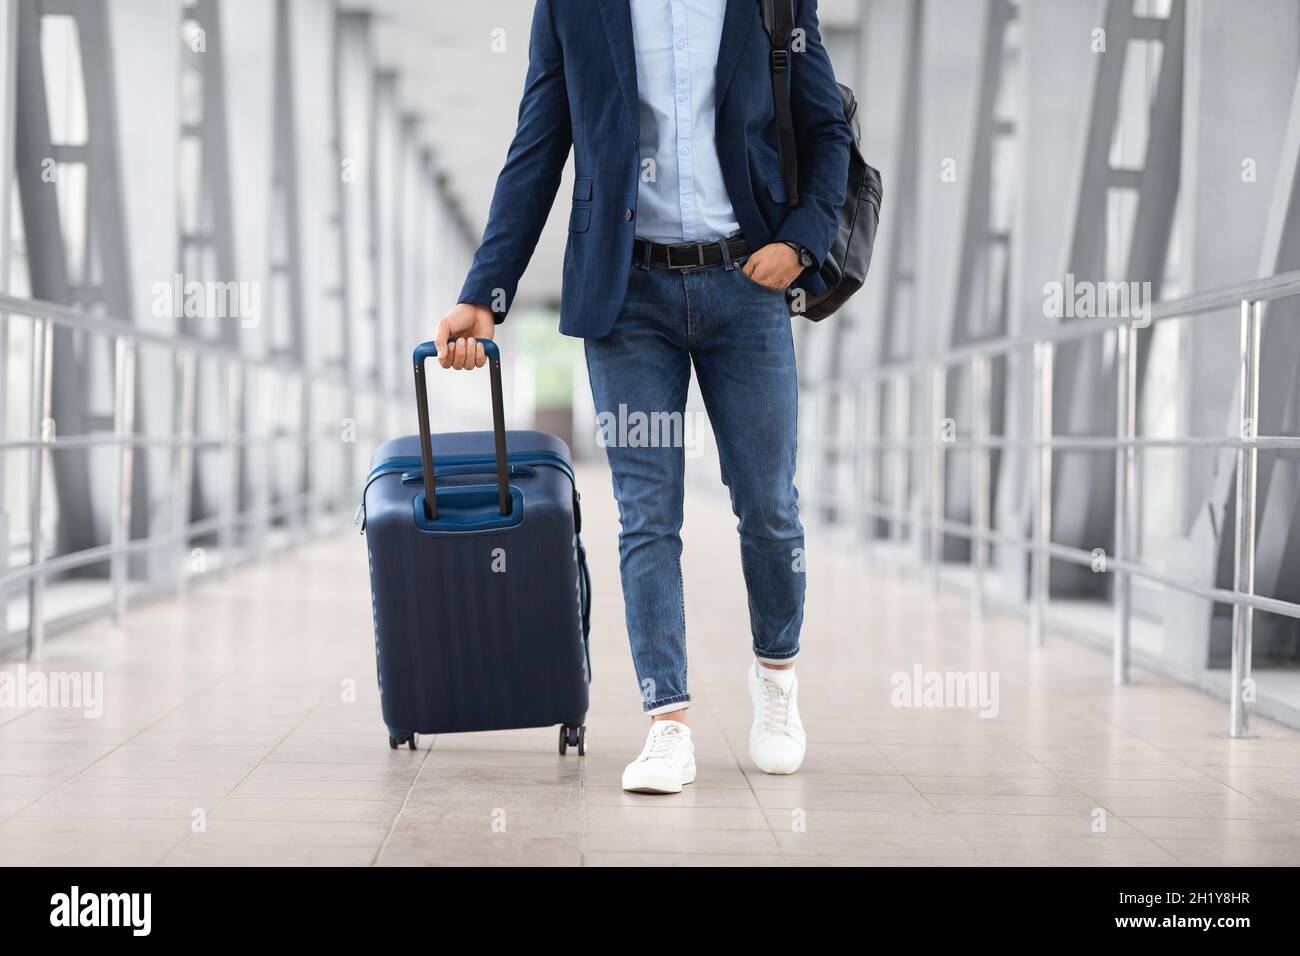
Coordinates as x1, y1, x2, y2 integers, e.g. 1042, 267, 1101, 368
800, 249, 814, 267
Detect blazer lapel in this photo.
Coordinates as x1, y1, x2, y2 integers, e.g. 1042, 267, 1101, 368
715, 0, 757, 107
598, 0, 640, 125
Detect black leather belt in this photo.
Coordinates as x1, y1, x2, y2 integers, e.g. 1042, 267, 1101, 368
632, 235, 750, 270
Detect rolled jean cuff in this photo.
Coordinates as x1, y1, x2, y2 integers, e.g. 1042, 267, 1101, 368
755, 648, 799, 666
644, 694, 691, 716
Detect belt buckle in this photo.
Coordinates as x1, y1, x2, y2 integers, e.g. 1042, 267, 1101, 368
667, 242, 707, 270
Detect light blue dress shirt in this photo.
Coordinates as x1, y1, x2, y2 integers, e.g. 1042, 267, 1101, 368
630, 0, 740, 244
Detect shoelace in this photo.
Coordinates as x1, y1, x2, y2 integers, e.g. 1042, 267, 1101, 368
646, 726, 685, 759
759, 676, 792, 735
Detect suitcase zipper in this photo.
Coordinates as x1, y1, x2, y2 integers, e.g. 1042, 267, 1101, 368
400, 463, 536, 483
359, 451, 578, 531
364, 451, 575, 486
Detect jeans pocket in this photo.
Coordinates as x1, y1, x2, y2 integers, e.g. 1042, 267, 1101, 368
735, 261, 788, 296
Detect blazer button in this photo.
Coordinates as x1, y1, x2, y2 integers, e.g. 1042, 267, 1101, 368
624, 209, 633, 221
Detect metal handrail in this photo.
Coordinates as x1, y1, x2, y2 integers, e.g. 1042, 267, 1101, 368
855, 502, 1300, 622
849, 269, 1300, 381
802, 268, 1300, 738
832, 435, 1300, 452
0, 292, 307, 370
0, 291, 407, 658
0, 432, 325, 450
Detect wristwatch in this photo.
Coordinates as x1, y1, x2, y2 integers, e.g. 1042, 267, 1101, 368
782, 241, 815, 269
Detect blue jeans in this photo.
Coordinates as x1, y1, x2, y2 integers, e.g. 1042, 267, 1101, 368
584, 255, 804, 715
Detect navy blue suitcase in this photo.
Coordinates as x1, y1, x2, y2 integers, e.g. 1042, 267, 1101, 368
361, 340, 590, 754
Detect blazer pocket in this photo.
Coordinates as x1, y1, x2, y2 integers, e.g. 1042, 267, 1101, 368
766, 178, 788, 204
569, 206, 592, 233
573, 177, 593, 201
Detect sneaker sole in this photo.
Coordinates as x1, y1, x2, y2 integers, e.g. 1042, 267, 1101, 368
756, 762, 803, 775
622, 766, 697, 795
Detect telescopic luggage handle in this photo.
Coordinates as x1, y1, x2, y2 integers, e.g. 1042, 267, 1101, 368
412, 339, 511, 521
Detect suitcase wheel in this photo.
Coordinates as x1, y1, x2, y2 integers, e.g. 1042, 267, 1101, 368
388, 732, 418, 751
558, 724, 587, 756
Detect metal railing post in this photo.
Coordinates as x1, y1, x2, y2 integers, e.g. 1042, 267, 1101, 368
219, 360, 243, 578
891, 372, 910, 550
173, 349, 197, 595
824, 384, 840, 522
1113, 323, 1137, 684
868, 380, 884, 548
0, 306, 9, 648
25, 318, 52, 659
971, 354, 991, 616
248, 368, 267, 562
929, 365, 946, 592
299, 373, 312, 541
1229, 299, 1262, 738
850, 382, 865, 543
1030, 340, 1053, 645
343, 384, 357, 525
843, 382, 861, 539
109, 337, 137, 626
797, 389, 815, 519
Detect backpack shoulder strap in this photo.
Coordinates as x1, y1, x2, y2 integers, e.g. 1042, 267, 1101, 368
761, 0, 800, 208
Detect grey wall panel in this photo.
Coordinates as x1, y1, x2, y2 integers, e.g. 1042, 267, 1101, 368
1175, 0, 1299, 528
289, 0, 340, 374
219, 0, 276, 358
915, 0, 987, 356
843, 0, 912, 375
996, 0, 1103, 593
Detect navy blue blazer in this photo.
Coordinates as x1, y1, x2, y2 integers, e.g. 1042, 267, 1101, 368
458, 0, 853, 340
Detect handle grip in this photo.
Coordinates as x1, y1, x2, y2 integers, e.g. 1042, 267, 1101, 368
412, 339, 510, 521
413, 338, 499, 366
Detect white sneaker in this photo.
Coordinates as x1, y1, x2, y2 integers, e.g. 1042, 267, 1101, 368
621, 720, 697, 794
748, 663, 806, 774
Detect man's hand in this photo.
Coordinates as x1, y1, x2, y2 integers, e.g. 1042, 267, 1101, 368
742, 243, 804, 290
434, 303, 496, 370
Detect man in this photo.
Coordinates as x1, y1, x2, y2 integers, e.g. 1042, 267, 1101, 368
434, 0, 851, 793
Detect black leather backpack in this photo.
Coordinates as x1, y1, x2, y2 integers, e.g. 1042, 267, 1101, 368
762, 0, 883, 321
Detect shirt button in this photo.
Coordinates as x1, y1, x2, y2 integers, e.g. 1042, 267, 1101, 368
678, 94, 688, 103
680, 146, 690, 156
624, 209, 633, 221
676, 40, 686, 49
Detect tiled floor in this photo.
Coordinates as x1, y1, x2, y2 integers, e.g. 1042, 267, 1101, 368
3, 464, 1300, 866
